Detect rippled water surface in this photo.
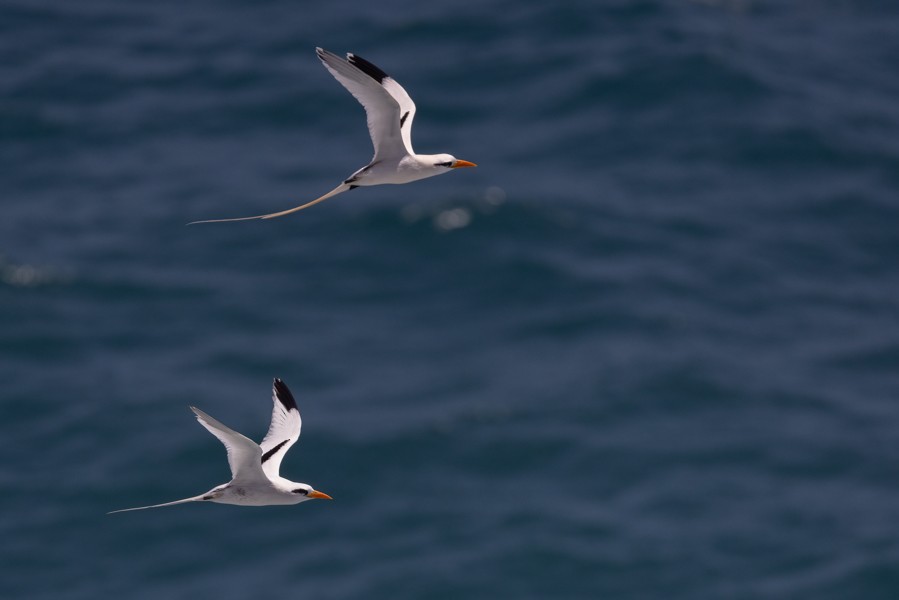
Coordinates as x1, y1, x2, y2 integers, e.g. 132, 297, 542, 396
2, 1, 899, 598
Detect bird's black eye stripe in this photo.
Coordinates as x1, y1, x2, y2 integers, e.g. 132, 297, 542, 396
292, 489, 309, 495
436, 161, 452, 167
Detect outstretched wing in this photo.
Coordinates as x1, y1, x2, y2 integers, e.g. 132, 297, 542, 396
316, 47, 417, 160
259, 378, 303, 479
190, 406, 267, 484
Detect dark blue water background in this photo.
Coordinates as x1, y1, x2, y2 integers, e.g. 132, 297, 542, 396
2, 1, 899, 598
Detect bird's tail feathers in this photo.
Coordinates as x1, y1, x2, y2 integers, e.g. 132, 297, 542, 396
107, 493, 209, 514
187, 183, 351, 225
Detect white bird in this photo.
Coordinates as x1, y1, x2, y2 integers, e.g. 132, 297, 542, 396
109, 378, 332, 513
189, 47, 476, 224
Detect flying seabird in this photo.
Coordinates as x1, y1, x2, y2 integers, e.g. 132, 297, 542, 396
190, 47, 476, 223
109, 379, 332, 513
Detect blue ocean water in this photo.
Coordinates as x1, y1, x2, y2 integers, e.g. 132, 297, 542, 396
2, 0, 899, 598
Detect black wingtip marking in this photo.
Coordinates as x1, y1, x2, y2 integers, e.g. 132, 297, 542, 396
400, 111, 410, 127
261, 439, 291, 464
348, 53, 389, 84
273, 378, 298, 412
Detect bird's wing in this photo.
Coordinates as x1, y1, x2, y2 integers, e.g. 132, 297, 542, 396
258, 378, 302, 479
316, 47, 417, 160
190, 406, 267, 484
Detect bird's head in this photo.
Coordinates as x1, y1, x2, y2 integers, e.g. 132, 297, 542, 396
430, 154, 477, 170
291, 485, 333, 501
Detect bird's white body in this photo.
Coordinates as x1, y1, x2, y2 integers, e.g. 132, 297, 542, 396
191, 48, 475, 223
109, 379, 331, 513
200, 477, 311, 507
348, 153, 459, 186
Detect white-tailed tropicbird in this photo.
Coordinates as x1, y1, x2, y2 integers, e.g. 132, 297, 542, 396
109, 379, 332, 513
189, 47, 476, 224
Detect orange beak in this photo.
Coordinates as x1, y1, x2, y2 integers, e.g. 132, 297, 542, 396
451, 159, 477, 168
307, 490, 333, 500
